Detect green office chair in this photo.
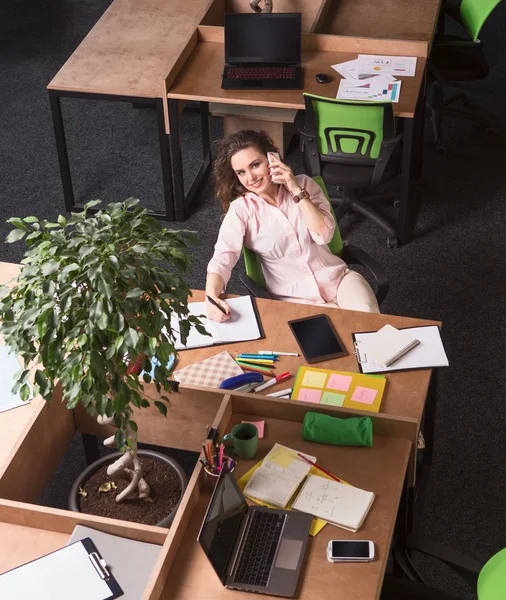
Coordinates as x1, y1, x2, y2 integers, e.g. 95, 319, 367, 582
296, 93, 403, 248
429, 0, 503, 153
239, 176, 389, 306
381, 535, 506, 600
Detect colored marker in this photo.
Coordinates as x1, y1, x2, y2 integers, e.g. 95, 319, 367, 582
267, 388, 293, 398
254, 372, 291, 393
236, 354, 278, 360
239, 364, 276, 377
259, 351, 299, 356
236, 360, 274, 372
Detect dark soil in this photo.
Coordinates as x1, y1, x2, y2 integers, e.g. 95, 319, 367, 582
79, 457, 182, 526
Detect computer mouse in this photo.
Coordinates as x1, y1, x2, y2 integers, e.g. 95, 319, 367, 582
316, 73, 331, 84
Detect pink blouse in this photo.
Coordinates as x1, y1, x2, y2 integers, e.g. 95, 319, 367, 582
207, 175, 347, 304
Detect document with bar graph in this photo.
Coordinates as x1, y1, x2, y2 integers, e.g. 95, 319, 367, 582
336, 78, 402, 103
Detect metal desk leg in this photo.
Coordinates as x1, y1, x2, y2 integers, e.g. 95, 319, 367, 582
398, 79, 426, 244
169, 99, 212, 222
155, 99, 175, 221
48, 90, 75, 212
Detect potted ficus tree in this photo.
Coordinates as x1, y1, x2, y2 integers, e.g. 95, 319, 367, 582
0, 198, 206, 526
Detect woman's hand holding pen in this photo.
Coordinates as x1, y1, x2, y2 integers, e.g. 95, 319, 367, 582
268, 155, 301, 196
206, 294, 231, 322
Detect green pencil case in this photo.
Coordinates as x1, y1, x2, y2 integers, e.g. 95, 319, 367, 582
302, 412, 373, 447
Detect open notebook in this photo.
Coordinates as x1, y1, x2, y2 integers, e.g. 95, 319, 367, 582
243, 443, 316, 508
292, 474, 375, 532
170, 296, 264, 350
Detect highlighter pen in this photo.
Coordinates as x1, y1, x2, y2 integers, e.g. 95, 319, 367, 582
235, 358, 275, 365
258, 350, 299, 356
236, 354, 278, 360
254, 372, 291, 393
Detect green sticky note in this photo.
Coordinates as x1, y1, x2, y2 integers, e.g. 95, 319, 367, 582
320, 391, 346, 407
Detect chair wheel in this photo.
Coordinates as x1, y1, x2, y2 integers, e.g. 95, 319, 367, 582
393, 199, 400, 210
435, 144, 448, 156
387, 237, 399, 248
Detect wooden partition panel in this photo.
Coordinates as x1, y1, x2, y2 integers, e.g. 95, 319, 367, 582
74, 385, 224, 452
0, 386, 75, 503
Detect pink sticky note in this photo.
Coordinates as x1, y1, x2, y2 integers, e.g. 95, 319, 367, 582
350, 386, 378, 405
327, 373, 353, 392
241, 420, 265, 438
297, 388, 322, 404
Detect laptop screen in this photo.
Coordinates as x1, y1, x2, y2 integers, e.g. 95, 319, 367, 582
197, 468, 248, 584
225, 13, 301, 64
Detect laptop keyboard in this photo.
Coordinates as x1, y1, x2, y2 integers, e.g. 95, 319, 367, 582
226, 66, 297, 80
233, 511, 286, 587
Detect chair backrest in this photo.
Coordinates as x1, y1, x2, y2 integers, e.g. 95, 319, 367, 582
242, 176, 344, 288
303, 93, 395, 163
460, 0, 503, 42
477, 547, 506, 600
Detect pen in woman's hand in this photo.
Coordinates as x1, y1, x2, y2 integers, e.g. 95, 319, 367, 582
206, 294, 229, 316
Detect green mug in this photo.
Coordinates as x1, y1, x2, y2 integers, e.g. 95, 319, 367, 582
222, 423, 258, 460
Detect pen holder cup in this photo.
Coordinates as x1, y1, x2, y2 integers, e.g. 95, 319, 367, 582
204, 455, 235, 478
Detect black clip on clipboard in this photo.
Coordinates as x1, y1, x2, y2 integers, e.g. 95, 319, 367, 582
0, 537, 123, 600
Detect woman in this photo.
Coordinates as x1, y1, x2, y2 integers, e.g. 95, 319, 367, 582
205, 130, 379, 322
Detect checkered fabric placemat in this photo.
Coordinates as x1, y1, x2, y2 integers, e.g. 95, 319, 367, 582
173, 351, 243, 388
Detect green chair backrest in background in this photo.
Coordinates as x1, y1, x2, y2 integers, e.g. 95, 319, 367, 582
460, 0, 503, 41
303, 93, 395, 161
242, 176, 343, 289
477, 547, 506, 600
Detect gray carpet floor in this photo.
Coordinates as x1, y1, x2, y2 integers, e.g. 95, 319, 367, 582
1, 1, 506, 597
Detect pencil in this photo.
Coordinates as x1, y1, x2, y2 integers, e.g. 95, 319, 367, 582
297, 453, 342, 483
236, 360, 274, 372
239, 364, 276, 377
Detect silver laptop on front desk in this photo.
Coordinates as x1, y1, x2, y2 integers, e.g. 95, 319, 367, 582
198, 465, 312, 597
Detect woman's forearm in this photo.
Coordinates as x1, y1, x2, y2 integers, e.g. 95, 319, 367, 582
205, 272, 225, 298
296, 194, 327, 236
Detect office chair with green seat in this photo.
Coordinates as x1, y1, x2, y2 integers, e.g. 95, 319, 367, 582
429, 0, 503, 154
381, 535, 506, 600
239, 176, 389, 306
296, 93, 403, 247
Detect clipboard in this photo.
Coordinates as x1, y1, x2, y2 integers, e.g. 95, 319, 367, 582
353, 325, 449, 374
0, 537, 123, 600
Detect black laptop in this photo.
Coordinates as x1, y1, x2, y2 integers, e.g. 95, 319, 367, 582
198, 466, 312, 597
222, 13, 302, 89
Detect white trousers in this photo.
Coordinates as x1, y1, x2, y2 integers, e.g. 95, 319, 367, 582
331, 269, 380, 313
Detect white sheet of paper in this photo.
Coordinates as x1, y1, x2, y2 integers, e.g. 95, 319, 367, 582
171, 296, 261, 350
0, 345, 31, 413
354, 325, 449, 373
0, 541, 112, 600
336, 79, 402, 103
357, 54, 417, 77
332, 59, 396, 83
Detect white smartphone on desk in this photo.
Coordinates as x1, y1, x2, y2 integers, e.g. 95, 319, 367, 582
327, 540, 375, 563
267, 152, 283, 184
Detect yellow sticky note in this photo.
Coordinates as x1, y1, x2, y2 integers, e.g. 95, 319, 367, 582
302, 370, 328, 388
267, 446, 297, 468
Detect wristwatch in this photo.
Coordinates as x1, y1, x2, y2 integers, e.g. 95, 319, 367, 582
292, 188, 310, 203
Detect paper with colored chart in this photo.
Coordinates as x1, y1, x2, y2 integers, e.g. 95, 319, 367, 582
291, 366, 386, 413
337, 78, 402, 103
357, 54, 417, 77
237, 459, 350, 536
331, 59, 396, 83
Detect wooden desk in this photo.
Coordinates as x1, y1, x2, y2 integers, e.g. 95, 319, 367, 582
160, 403, 411, 600
0, 389, 411, 600
165, 29, 428, 243
47, 0, 439, 229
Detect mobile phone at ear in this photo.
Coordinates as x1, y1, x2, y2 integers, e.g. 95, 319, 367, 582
327, 540, 375, 563
267, 152, 283, 184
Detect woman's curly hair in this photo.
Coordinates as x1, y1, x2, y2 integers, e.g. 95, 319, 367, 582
212, 130, 279, 213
